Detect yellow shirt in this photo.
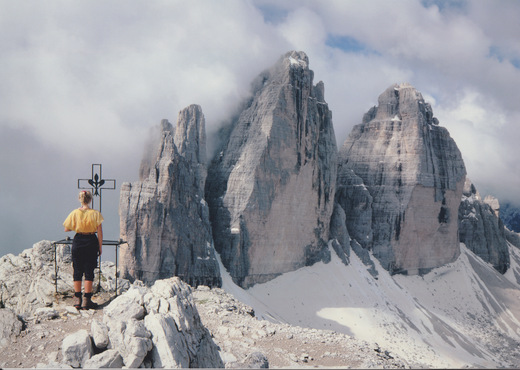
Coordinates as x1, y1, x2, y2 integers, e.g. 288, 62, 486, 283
63, 208, 104, 233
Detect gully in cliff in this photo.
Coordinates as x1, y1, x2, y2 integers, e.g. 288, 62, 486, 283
63, 190, 104, 309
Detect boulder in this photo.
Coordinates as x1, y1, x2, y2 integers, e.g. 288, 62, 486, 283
120, 109, 221, 287
206, 50, 337, 288
91, 319, 109, 350
61, 329, 93, 368
83, 349, 123, 369
143, 277, 224, 368
336, 83, 466, 274
242, 352, 269, 368
103, 284, 151, 367
102, 277, 223, 368
34, 307, 59, 321
0, 308, 23, 348
145, 313, 190, 367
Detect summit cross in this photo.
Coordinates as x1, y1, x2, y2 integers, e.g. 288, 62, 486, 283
77, 163, 116, 213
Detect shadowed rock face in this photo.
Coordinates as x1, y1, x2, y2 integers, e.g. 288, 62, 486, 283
335, 83, 466, 274
459, 178, 510, 274
119, 105, 221, 287
206, 51, 337, 288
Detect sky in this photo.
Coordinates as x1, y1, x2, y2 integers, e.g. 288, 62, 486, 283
1, 0, 520, 259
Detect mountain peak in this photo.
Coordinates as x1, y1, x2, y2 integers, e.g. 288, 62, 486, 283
336, 83, 466, 274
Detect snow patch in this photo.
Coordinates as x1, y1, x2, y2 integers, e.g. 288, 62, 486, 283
217, 243, 520, 368
288, 56, 306, 67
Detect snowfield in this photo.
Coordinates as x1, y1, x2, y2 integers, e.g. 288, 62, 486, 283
220, 243, 520, 368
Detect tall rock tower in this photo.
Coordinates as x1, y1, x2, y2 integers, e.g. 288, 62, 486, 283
458, 178, 510, 273
206, 51, 337, 288
335, 83, 466, 274
119, 105, 221, 287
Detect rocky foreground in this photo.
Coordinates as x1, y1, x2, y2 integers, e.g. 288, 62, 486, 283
0, 241, 409, 368
0, 284, 408, 369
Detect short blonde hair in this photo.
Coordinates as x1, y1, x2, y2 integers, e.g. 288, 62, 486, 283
79, 190, 93, 205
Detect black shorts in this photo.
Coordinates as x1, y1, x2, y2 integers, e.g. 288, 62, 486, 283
72, 233, 99, 281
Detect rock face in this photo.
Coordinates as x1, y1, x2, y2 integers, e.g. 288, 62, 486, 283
334, 83, 466, 274
500, 203, 520, 233
0, 241, 71, 314
458, 178, 510, 273
102, 278, 223, 368
52, 278, 223, 368
0, 240, 128, 315
206, 51, 337, 288
119, 105, 221, 287
0, 308, 23, 348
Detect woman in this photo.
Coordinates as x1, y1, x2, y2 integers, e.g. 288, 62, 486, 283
63, 190, 104, 309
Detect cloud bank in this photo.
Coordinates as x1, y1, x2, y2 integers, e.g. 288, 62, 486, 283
1, 0, 519, 257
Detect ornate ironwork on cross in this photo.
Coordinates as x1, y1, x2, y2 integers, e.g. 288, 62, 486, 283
77, 164, 116, 213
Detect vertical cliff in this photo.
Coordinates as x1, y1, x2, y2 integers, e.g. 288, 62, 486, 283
458, 178, 510, 273
119, 105, 221, 287
334, 83, 466, 274
206, 51, 337, 288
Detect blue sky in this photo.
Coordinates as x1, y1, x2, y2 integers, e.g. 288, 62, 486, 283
1, 0, 520, 257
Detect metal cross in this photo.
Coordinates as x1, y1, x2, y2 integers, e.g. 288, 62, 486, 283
77, 164, 116, 213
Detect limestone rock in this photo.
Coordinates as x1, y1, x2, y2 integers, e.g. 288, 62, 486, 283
0, 308, 23, 348
0, 241, 128, 316
61, 329, 93, 368
34, 307, 59, 321
331, 167, 373, 251
500, 203, 520, 233
35, 362, 72, 369
143, 277, 223, 368
174, 104, 208, 191
102, 277, 223, 368
458, 178, 510, 273
206, 50, 337, 288
241, 351, 269, 368
83, 349, 123, 369
336, 83, 466, 274
145, 313, 190, 367
329, 204, 350, 266
506, 230, 520, 252
0, 241, 71, 315
91, 319, 109, 350
119, 107, 221, 287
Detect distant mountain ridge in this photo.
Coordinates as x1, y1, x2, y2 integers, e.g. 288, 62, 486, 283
501, 202, 520, 232
118, 50, 518, 288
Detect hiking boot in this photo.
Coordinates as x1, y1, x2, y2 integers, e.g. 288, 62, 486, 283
82, 292, 99, 310
73, 292, 82, 310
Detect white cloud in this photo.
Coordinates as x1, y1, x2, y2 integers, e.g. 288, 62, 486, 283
1, 0, 520, 257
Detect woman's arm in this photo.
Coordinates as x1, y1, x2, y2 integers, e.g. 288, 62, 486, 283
97, 224, 103, 256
